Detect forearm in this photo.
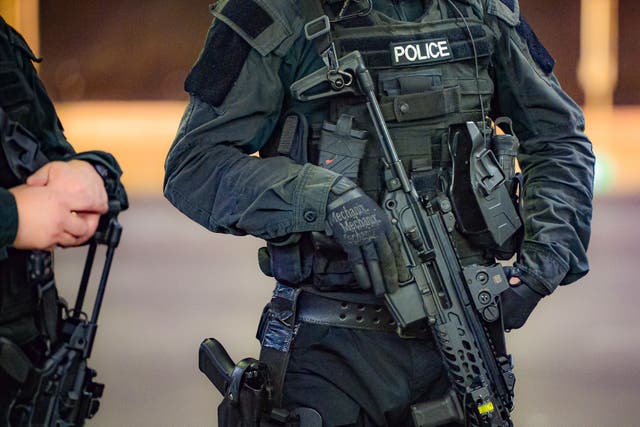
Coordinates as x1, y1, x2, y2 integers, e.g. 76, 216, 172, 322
518, 129, 594, 294
490, 23, 595, 293
164, 125, 337, 240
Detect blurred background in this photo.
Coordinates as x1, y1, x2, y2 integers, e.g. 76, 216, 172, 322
2, 0, 639, 426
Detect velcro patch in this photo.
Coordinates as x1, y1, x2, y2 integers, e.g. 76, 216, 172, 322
500, 0, 516, 12
184, 21, 252, 107
488, 0, 520, 26
221, 0, 273, 39
390, 39, 453, 67
212, 0, 297, 57
489, 0, 554, 74
516, 17, 555, 74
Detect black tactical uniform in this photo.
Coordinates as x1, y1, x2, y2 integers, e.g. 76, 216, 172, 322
165, 0, 594, 425
0, 16, 127, 419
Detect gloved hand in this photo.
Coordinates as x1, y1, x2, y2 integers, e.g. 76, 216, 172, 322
501, 266, 545, 330
325, 176, 410, 296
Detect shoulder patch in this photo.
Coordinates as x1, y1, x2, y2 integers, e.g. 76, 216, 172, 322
218, 0, 273, 39
515, 17, 555, 74
212, 0, 303, 56
487, 0, 554, 74
184, 21, 252, 107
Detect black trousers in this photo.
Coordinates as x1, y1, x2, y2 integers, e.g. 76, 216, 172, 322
281, 323, 453, 427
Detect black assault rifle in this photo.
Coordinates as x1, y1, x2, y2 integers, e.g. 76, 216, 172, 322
0, 211, 122, 427
291, 50, 516, 426
0, 106, 123, 426
0, 212, 123, 427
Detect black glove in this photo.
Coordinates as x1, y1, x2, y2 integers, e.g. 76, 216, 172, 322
501, 267, 544, 330
325, 177, 410, 296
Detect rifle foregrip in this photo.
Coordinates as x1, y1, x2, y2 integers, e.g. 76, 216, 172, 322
198, 338, 235, 395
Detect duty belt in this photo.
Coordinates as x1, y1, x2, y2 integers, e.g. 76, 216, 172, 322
296, 291, 431, 338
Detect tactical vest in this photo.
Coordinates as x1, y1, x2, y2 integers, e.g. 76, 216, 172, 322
260, 0, 521, 288
316, 1, 494, 199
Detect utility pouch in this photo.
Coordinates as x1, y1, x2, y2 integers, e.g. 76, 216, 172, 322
490, 117, 519, 184
260, 235, 314, 286
309, 232, 357, 291
489, 117, 523, 259
317, 114, 367, 182
449, 122, 522, 253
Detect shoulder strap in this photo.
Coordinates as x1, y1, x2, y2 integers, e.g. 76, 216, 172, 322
300, 0, 333, 58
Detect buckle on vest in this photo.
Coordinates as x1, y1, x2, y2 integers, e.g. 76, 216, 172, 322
304, 15, 331, 41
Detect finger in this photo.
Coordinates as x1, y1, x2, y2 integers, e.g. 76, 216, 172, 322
87, 187, 109, 214
26, 163, 52, 186
346, 247, 372, 290
388, 229, 411, 283
375, 239, 399, 294
362, 242, 386, 296
81, 213, 101, 237
353, 263, 372, 291
58, 191, 100, 215
57, 231, 81, 247
62, 211, 90, 238
72, 213, 100, 245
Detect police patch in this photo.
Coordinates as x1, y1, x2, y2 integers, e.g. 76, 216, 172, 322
390, 39, 453, 67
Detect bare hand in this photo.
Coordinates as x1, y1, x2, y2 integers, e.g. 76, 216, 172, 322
27, 160, 108, 214
9, 184, 96, 249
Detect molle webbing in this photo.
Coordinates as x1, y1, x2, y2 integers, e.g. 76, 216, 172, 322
297, 1, 496, 201
379, 87, 461, 122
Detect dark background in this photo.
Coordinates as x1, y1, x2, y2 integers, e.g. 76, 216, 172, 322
38, 0, 639, 104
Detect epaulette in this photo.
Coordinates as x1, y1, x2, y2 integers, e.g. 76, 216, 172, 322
486, 0, 554, 74
212, 0, 304, 56
486, 0, 520, 27
185, 0, 304, 107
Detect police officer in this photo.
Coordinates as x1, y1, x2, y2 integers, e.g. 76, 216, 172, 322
0, 16, 127, 423
164, 0, 594, 425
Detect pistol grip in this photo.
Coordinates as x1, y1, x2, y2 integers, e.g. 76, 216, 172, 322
199, 338, 235, 395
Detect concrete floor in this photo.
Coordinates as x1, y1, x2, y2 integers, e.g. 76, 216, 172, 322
53, 195, 640, 427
